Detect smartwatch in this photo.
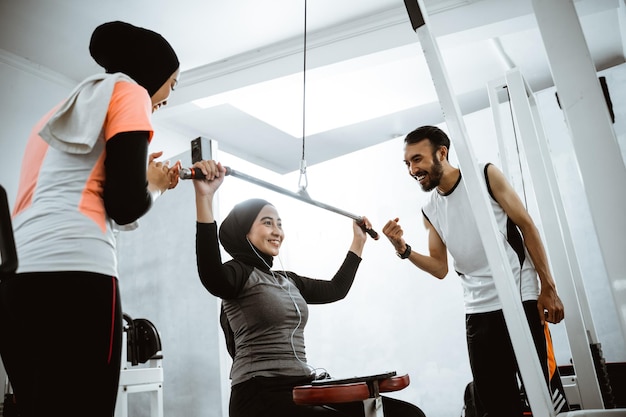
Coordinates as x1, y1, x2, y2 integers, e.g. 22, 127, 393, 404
396, 244, 411, 259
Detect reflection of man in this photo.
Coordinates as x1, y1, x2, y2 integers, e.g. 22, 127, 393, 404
383, 125, 565, 417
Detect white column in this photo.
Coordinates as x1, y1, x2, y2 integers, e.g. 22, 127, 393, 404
505, 68, 604, 409
531, 0, 626, 350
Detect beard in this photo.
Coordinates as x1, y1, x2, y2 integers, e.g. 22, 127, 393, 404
417, 157, 444, 192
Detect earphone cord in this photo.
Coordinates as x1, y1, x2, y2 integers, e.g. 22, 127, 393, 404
280, 263, 310, 370
277, 254, 328, 378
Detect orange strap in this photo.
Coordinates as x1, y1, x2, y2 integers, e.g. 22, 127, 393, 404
544, 323, 557, 378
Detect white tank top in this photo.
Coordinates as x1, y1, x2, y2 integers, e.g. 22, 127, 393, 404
422, 163, 539, 314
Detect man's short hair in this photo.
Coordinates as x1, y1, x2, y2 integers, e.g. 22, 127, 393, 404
405, 125, 451, 157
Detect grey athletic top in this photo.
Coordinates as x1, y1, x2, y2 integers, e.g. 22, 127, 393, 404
196, 221, 362, 385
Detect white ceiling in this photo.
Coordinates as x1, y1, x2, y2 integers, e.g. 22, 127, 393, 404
1, 0, 624, 173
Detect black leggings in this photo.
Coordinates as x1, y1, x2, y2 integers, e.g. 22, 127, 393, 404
230, 375, 427, 417
0, 271, 123, 417
466, 300, 548, 417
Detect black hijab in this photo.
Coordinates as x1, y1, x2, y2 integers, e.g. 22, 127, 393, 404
89, 21, 180, 96
219, 198, 275, 271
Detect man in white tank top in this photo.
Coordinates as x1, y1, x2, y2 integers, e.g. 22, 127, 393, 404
382, 125, 565, 417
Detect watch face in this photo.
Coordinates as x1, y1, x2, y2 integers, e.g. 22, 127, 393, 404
398, 244, 411, 259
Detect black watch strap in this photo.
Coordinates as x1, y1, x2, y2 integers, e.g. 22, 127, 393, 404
396, 244, 411, 259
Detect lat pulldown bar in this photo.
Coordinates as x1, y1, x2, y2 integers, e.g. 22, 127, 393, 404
180, 166, 379, 240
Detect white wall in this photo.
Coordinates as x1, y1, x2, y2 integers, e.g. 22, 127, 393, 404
0, 51, 75, 210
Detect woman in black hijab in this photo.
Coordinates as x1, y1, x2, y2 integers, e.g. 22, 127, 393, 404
192, 160, 426, 417
1, 21, 180, 417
